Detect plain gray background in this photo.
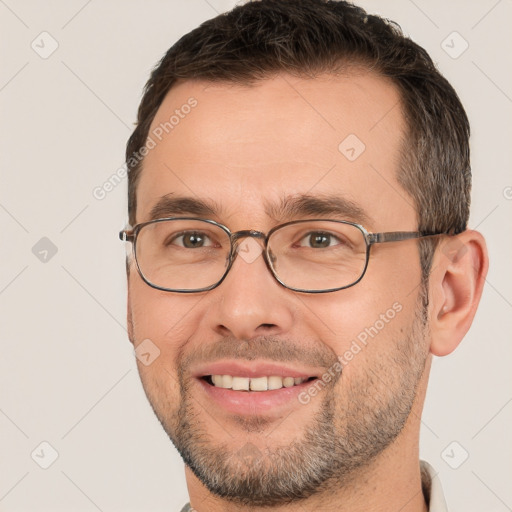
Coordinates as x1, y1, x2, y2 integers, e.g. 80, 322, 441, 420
1, 1, 511, 511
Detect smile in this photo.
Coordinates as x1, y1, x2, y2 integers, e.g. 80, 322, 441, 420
193, 361, 323, 415
205, 374, 314, 391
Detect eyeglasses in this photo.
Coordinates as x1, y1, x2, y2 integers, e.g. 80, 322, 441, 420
119, 217, 443, 294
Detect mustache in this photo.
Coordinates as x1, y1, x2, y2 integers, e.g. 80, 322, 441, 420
180, 336, 340, 372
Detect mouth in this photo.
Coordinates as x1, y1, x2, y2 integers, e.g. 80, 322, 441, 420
193, 361, 323, 416
203, 374, 316, 391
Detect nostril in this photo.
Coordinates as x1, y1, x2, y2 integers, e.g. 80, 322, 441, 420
216, 325, 232, 336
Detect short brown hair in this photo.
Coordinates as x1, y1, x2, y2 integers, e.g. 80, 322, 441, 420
126, 0, 471, 277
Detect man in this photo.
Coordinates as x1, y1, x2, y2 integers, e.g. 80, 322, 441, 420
120, 0, 488, 510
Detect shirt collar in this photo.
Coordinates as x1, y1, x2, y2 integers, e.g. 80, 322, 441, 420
421, 460, 449, 512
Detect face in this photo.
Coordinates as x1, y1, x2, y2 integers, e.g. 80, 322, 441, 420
127, 72, 431, 505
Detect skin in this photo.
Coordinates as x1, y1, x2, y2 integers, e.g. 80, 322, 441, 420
126, 71, 488, 511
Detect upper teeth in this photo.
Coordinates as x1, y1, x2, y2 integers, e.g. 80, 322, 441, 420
210, 375, 307, 391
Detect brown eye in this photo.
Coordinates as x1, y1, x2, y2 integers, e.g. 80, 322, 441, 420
172, 232, 212, 248
182, 233, 205, 248
309, 233, 330, 248
299, 232, 338, 248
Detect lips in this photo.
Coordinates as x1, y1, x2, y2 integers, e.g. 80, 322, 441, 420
193, 360, 320, 384
192, 360, 323, 415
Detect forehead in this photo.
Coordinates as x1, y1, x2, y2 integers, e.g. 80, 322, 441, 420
136, 71, 415, 230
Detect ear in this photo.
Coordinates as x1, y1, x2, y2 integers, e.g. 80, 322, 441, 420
428, 230, 489, 356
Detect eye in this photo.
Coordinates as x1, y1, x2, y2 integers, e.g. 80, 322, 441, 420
171, 231, 213, 248
298, 231, 342, 249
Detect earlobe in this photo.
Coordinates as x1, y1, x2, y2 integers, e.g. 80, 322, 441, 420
428, 230, 489, 357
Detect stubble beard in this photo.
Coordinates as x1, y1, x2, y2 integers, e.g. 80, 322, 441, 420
136, 295, 430, 506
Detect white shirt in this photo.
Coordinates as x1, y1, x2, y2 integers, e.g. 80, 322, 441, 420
421, 460, 449, 512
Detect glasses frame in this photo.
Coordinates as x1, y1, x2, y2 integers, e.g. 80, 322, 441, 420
119, 217, 445, 294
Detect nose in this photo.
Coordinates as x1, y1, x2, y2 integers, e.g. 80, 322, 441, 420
206, 237, 295, 340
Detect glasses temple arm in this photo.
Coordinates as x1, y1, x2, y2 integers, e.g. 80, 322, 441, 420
119, 230, 135, 242
368, 231, 444, 244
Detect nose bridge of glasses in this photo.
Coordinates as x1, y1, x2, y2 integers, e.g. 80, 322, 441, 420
230, 229, 266, 243
230, 229, 267, 252
229, 230, 268, 264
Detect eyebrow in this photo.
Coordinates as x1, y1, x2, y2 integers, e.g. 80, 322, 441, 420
148, 194, 218, 221
147, 193, 372, 226
267, 194, 373, 226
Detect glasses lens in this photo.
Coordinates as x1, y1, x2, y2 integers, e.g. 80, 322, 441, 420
135, 219, 231, 291
268, 221, 368, 291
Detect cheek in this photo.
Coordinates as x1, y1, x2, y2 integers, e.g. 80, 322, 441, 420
297, 249, 422, 361
128, 276, 198, 424
128, 273, 205, 358
308, 296, 411, 366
